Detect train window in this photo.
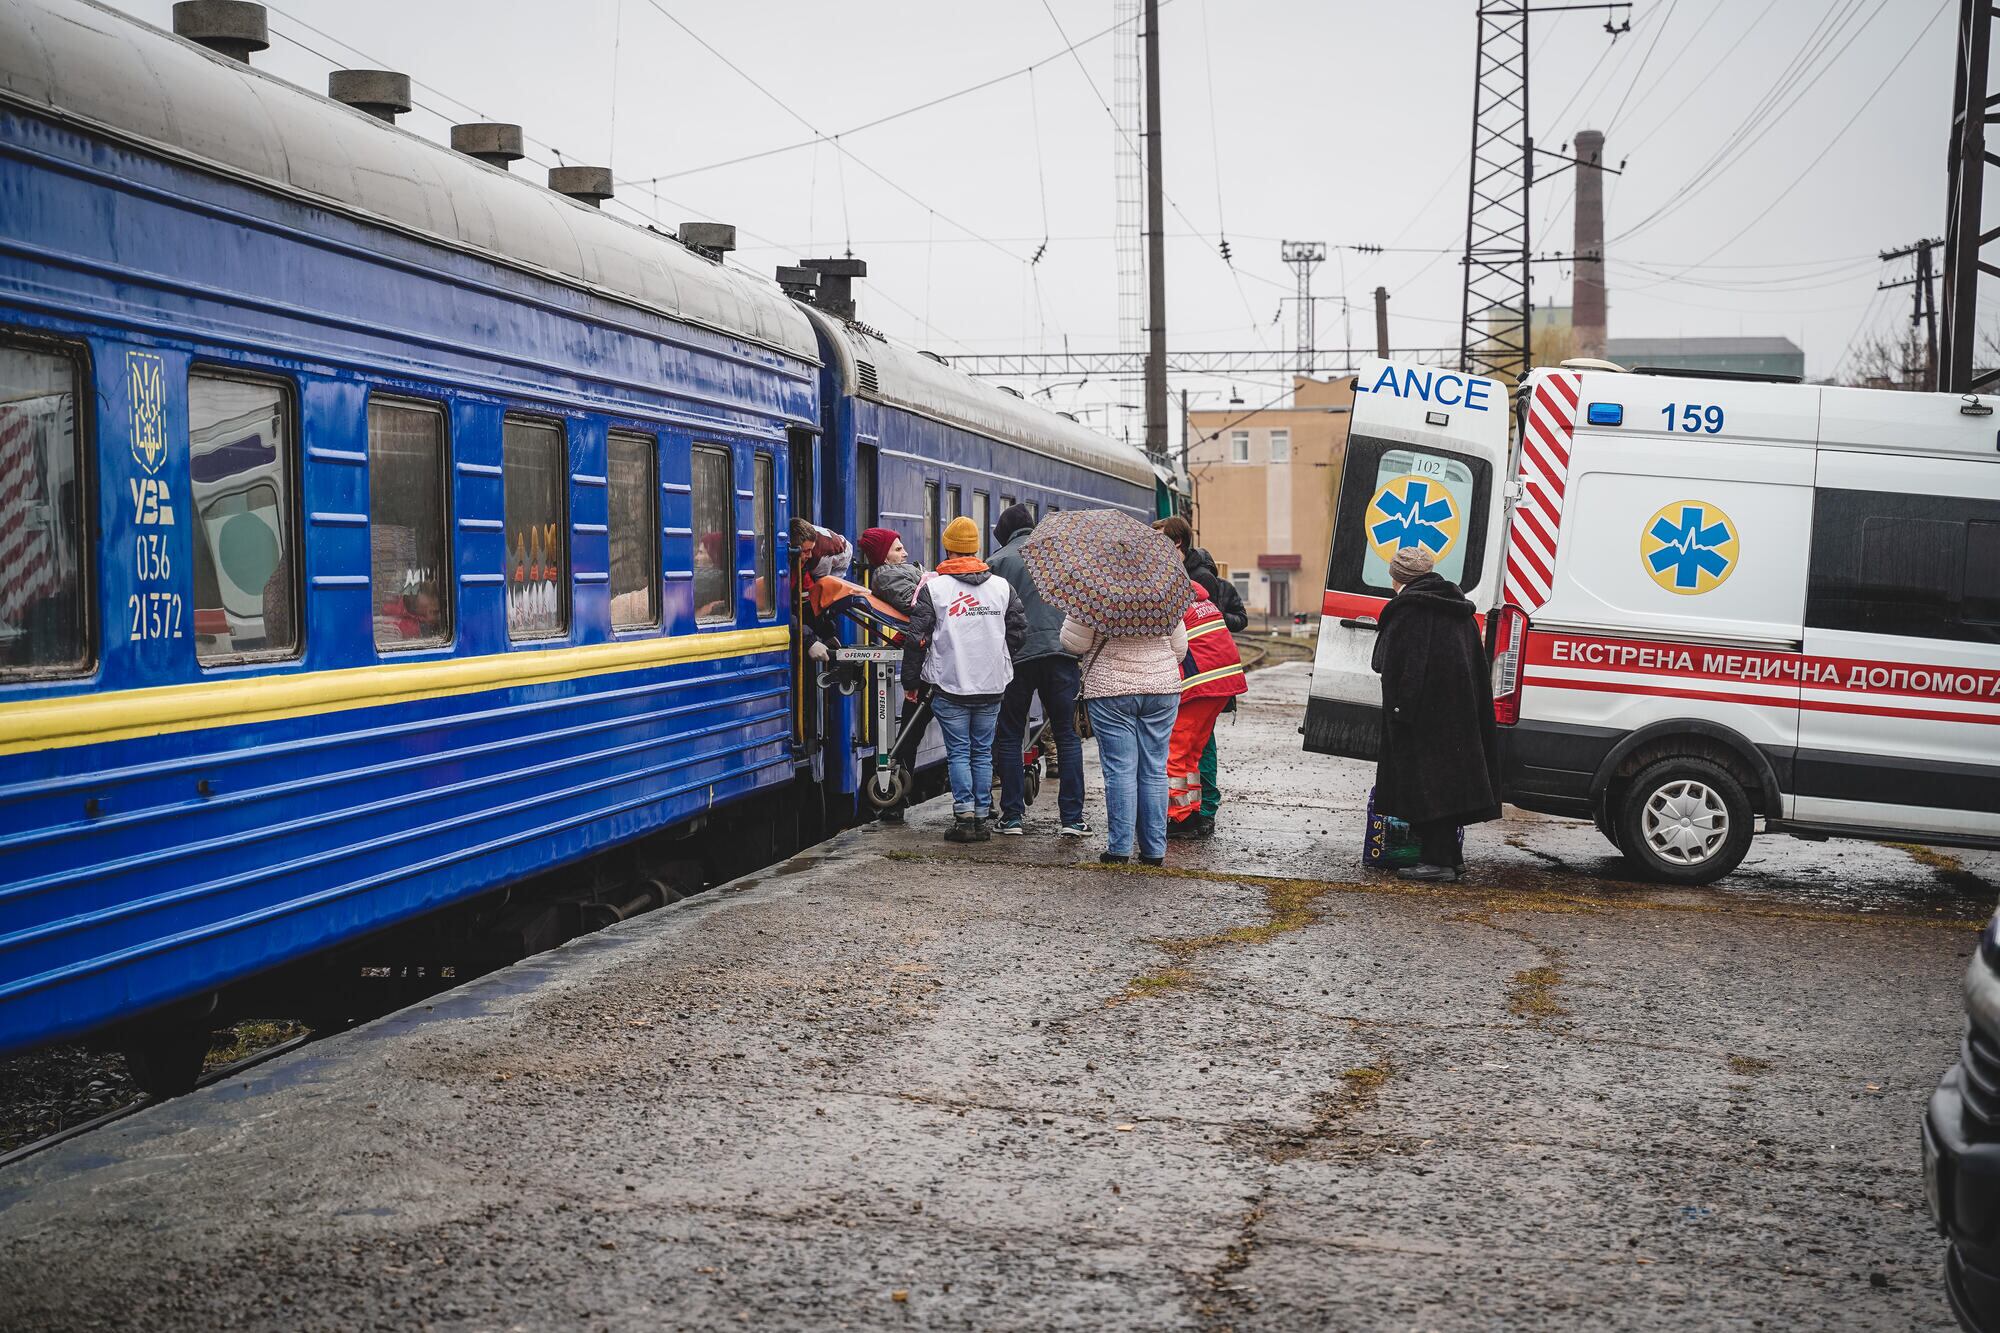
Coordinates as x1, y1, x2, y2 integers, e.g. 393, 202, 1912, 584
368, 397, 451, 651
923, 482, 939, 568
1001, 494, 1016, 511
753, 452, 776, 618
188, 369, 299, 664
857, 444, 879, 529
947, 484, 962, 521
503, 415, 568, 639
0, 339, 88, 676
607, 430, 659, 630
692, 444, 733, 624
971, 491, 989, 557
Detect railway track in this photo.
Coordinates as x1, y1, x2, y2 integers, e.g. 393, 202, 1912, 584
0, 1033, 313, 1170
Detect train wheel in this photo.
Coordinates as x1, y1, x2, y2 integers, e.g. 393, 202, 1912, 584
121, 1026, 214, 1099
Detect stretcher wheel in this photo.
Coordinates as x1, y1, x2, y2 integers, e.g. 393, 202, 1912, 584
1022, 755, 1045, 807
864, 764, 911, 810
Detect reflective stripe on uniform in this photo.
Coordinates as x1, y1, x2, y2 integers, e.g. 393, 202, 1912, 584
1181, 663, 1245, 691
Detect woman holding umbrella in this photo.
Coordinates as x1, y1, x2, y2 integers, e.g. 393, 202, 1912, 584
1026, 510, 1196, 866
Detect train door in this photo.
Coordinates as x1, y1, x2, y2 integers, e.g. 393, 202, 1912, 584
787, 428, 820, 755
1302, 358, 1511, 760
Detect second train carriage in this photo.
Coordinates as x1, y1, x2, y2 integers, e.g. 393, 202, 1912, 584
796, 305, 1157, 795
0, 0, 1158, 1077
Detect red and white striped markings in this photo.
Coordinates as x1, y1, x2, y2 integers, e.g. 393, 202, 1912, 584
1502, 371, 1582, 616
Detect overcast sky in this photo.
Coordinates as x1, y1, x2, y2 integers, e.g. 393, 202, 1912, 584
104, 0, 1961, 438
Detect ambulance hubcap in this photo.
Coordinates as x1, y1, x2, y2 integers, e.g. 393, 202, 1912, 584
1641, 780, 1728, 865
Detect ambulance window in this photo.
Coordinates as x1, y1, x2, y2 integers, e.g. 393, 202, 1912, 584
1360, 449, 1477, 588
1325, 436, 1491, 600
1968, 522, 2000, 626
1807, 489, 2000, 644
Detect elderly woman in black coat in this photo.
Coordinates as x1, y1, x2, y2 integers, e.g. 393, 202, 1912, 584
1370, 547, 1502, 881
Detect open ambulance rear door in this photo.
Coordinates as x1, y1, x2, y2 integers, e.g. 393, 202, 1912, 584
1303, 358, 1513, 760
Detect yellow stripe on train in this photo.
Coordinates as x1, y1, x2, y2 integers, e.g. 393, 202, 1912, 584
0, 627, 792, 758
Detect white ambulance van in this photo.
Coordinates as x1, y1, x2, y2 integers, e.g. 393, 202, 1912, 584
1306, 357, 2000, 885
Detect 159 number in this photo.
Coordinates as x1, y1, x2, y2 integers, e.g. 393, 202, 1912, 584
1661, 403, 1725, 434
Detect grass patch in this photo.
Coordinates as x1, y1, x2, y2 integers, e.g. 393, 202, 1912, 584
1341, 1064, 1392, 1091
202, 1018, 309, 1070
1890, 842, 1968, 875
1507, 964, 1568, 1020
1121, 967, 1197, 1000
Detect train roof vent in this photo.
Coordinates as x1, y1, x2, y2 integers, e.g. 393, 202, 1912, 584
919, 350, 949, 365
171, 1, 268, 62
856, 360, 879, 396
328, 70, 412, 123
450, 123, 525, 170
776, 265, 820, 300
998, 386, 1024, 399
679, 222, 737, 263
548, 165, 614, 208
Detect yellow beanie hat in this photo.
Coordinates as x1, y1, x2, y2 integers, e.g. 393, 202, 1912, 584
942, 515, 980, 555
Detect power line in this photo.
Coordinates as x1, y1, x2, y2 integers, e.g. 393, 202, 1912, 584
619, 3, 1170, 187
1650, 0, 1950, 276
1615, 0, 1890, 243
635, 0, 1039, 276
1618, 0, 1780, 156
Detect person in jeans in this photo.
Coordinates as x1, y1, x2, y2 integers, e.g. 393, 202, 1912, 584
903, 516, 1025, 843
1059, 611, 1187, 866
987, 504, 1090, 837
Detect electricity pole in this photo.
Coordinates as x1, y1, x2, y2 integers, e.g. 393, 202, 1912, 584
1942, 0, 1997, 393
1143, 0, 1169, 459
1880, 238, 1943, 392
1374, 286, 1391, 359
1281, 241, 1327, 377
1458, 2, 1630, 383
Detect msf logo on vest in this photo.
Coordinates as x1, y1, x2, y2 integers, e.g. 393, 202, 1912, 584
945, 590, 1001, 618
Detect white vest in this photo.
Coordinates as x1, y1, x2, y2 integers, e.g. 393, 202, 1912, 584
921, 574, 1015, 696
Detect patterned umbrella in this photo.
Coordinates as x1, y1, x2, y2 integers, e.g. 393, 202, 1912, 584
1020, 508, 1196, 636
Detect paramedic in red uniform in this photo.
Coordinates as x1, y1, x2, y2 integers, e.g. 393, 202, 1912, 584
1167, 587, 1247, 836
1370, 547, 1502, 881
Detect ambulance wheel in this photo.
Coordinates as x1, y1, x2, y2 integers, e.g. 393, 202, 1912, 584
1614, 757, 1752, 885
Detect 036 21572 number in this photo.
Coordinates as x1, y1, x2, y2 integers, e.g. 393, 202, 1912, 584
128, 591, 183, 640
1661, 403, 1725, 434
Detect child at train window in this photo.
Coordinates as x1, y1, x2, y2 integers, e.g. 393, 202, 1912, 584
694, 531, 730, 620
381, 581, 442, 642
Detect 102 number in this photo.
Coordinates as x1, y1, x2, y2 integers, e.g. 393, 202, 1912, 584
1661, 403, 1725, 434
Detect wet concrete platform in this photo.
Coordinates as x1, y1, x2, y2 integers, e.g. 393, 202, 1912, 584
2, 664, 1994, 1331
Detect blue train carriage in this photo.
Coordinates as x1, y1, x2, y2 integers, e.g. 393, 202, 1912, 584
0, 0, 828, 1085
795, 303, 1157, 797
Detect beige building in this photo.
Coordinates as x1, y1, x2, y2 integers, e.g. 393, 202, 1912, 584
1185, 375, 1353, 622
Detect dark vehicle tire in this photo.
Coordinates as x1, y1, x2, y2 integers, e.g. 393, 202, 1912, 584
1613, 756, 1753, 885
1592, 800, 1627, 856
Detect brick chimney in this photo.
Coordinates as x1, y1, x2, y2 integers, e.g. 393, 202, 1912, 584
1573, 129, 1608, 361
